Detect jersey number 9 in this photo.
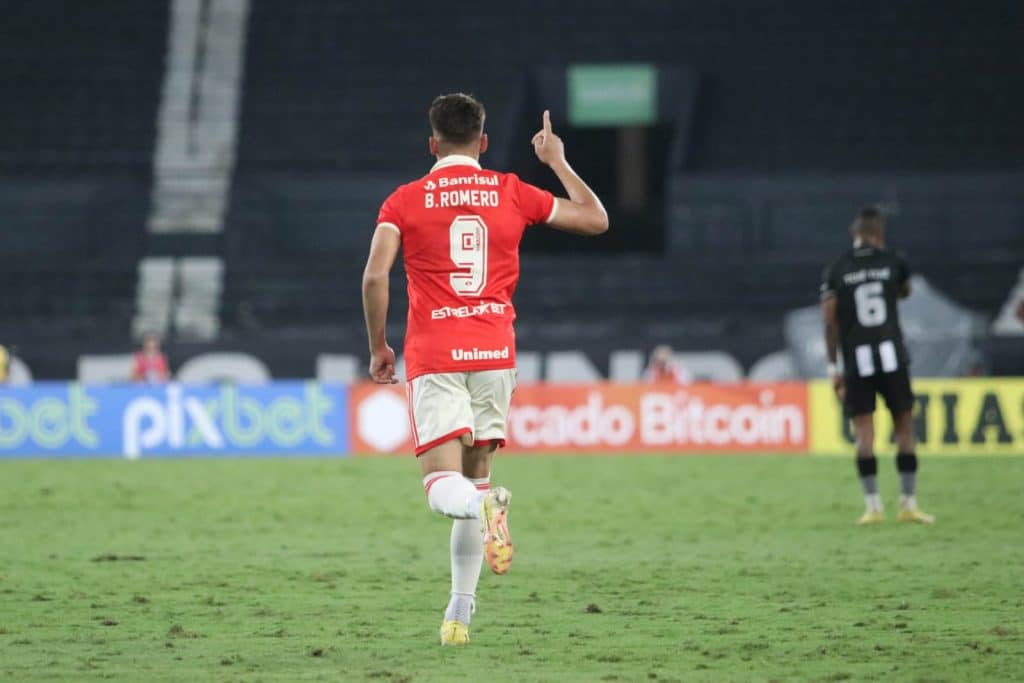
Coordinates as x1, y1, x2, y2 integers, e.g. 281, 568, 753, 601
449, 216, 489, 296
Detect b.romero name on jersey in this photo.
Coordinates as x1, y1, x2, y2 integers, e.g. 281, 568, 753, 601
424, 175, 501, 208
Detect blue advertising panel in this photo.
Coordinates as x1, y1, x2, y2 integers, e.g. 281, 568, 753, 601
0, 382, 349, 458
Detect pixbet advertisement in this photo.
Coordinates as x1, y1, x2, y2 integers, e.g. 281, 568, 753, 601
0, 382, 349, 458
350, 382, 809, 454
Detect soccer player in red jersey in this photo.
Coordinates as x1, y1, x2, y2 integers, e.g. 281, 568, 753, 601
362, 93, 608, 645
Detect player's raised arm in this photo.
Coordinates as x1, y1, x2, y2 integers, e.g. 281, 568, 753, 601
362, 224, 401, 383
532, 110, 609, 235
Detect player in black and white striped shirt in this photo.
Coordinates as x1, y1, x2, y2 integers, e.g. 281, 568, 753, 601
821, 208, 935, 525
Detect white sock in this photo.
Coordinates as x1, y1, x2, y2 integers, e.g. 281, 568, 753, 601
423, 471, 484, 519
445, 476, 488, 624
865, 493, 883, 513
900, 494, 917, 510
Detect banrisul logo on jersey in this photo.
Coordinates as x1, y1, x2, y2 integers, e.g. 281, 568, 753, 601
0, 382, 349, 458
809, 378, 1024, 455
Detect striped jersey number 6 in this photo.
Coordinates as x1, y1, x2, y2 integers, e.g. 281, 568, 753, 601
449, 216, 488, 296
854, 281, 887, 327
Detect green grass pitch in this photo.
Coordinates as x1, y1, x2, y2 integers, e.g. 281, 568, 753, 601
1, 455, 1022, 682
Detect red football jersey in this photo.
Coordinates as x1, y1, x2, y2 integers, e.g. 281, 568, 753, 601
132, 351, 169, 383
376, 155, 557, 381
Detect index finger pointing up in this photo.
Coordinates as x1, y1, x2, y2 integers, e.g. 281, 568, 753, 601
543, 109, 552, 135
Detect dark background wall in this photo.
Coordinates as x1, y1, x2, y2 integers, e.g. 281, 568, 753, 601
0, 0, 1021, 379
236, 0, 1024, 173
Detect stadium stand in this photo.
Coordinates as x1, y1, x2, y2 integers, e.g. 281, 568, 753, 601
0, 2, 165, 338
220, 0, 1022, 369
1, 0, 1021, 378
232, 0, 1023, 173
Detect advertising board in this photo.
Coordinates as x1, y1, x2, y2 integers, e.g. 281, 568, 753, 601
350, 382, 808, 454
808, 378, 1024, 456
0, 382, 349, 458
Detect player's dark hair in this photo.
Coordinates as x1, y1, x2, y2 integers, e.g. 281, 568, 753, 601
429, 93, 485, 145
858, 207, 884, 223
852, 206, 885, 235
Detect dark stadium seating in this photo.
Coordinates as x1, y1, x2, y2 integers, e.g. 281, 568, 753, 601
667, 173, 1024, 313
0, 2, 164, 343
234, 0, 1024, 173
220, 0, 1023, 355
0, 175, 145, 337
220, 168, 1021, 355
1, 0, 1021, 378
0, 2, 165, 170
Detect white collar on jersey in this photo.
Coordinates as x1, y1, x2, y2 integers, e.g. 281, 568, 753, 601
431, 154, 482, 172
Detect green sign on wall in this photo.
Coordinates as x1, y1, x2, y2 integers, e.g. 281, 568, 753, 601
568, 63, 658, 127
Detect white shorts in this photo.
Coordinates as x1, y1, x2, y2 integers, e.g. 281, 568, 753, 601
406, 369, 516, 456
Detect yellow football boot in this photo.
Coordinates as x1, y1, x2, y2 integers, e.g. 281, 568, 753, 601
439, 620, 470, 646
482, 486, 513, 574
898, 507, 935, 524
856, 510, 885, 525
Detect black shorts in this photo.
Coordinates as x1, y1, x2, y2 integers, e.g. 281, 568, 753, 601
843, 367, 915, 418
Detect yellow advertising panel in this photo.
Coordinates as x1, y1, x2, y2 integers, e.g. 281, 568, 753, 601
809, 378, 1024, 455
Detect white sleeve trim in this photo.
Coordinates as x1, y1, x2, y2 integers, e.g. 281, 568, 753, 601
377, 222, 401, 236
545, 198, 559, 224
